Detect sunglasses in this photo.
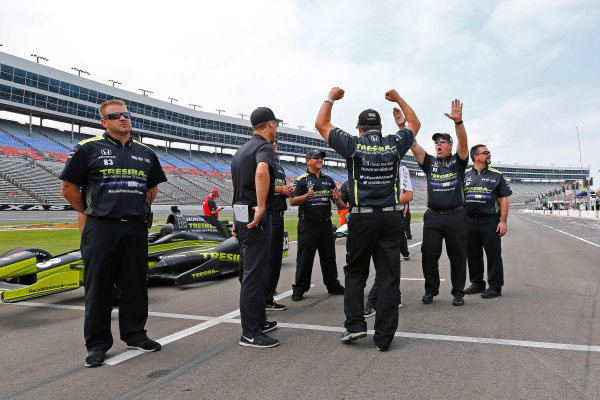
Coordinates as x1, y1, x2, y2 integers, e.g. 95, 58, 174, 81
270, 120, 280, 127
434, 139, 450, 144
307, 156, 323, 160
476, 151, 491, 155
102, 112, 131, 120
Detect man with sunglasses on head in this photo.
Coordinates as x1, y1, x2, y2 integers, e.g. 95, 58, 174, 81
463, 145, 512, 299
316, 87, 419, 351
231, 107, 280, 348
290, 149, 345, 301
60, 99, 167, 368
409, 99, 469, 306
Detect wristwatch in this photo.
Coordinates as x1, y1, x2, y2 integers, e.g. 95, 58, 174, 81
324, 98, 334, 105
499, 218, 507, 222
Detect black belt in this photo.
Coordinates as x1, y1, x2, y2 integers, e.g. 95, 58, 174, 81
468, 213, 498, 218
271, 210, 285, 217
91, 215, 146, 222
350, 204, 403, 213
428, 205, 463, 215
299, 217, 331, 223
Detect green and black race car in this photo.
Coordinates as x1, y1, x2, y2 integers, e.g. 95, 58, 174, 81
0, 207, 289, 303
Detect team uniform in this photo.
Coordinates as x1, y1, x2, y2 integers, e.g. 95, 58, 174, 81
231, 134, 275, 339
365, 163, 413, 311
328, 126, 413, 350
59, 131, 166, 353
267, 159, 288, 305
419, 152, 468, 300
291, 170, 341, 296
464, 166, 512, 292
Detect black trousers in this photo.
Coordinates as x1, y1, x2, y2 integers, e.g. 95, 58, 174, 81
344, 210, 403, 349
235, 219, 270, 338
81, 217, 149, 352
293, 219, 339, 294
267, 213, 284, 303
366, 212, 405, 308
421, 209, 467, 297
404, 208, 412, 238
467, 215, 504, 290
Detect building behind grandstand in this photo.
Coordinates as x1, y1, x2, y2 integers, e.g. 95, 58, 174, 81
0, 51, 591, 208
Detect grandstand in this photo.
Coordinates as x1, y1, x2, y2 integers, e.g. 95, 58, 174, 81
0, 50, 590, 207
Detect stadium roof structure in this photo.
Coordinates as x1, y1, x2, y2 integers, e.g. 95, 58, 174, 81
0, 51, 588, 182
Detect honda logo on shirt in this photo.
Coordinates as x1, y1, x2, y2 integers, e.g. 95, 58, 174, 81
101, 149, 112, 156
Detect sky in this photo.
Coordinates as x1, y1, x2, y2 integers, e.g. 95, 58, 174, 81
1, 0, 598, 185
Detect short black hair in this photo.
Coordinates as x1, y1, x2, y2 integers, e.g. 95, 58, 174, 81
358, 124, 382, 132
470, 144, 486, 162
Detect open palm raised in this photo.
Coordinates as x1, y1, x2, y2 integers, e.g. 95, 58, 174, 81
443, 99, 463, 122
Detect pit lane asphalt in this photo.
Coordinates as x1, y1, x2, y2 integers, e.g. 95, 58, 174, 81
1, 211, 599, 400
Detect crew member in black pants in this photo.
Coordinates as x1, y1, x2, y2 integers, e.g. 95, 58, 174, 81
231, 107, 281, 348
266, 140, 294, 311
404, 203, 412, 239
464, 144, 512, 298
410, 99, 469, 306
316, 87, 419, 351
290, 150, 344, 301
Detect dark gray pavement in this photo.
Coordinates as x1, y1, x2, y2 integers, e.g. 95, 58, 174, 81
0, 212, 599, 399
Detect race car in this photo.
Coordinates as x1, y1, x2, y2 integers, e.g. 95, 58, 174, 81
0, 206, 289, 303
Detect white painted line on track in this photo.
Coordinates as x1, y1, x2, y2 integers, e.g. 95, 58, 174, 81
520, 215, 600, 248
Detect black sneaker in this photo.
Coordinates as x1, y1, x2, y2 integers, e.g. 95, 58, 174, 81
363, 306, 376, 318
327, 282, 345, 295
481, 288, 502, 298
421, 290, 438, 304
127, 338, 162, 352
464, 283, 486, 295
262, 320, 278, 333
239, 333, 280, 348
340, 330, 367, 342
402, 254, 410, 261
266, 301, 286, 311
452, 297, 465, 306
291, 292, 303, 301
85, 350, 106, 368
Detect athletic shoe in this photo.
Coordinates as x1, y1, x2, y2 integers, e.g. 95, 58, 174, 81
363, 306, 376, 318
421, 290, 438, 304
85, 350, 106, 368
127, 338, 162, 352
239, 333, 280, 348
481, 288, 502, 299
266, 301, 286, 311
340, 330, 367, 342
398, 302, 404, 309
406, 236, 413, 240
402, 255, 410, 261
327, 282, 345, 295
452, 297, 465, 306
291, 292, 303, 301
464, 283, 486, 295
262, 320, 278, 333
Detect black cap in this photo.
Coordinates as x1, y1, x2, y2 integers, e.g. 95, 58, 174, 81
250, 107, 281, 125
357, 109, 381, 126
306, 150, 326, 159
432, 132, 453, 143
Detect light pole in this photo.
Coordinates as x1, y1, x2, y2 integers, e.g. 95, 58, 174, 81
109, 79, 122, 87
168, 97, 178, 104
189, 103, 202, 110
138, 88, 153, 96
216, 109, 226, 115
71, 67, 90, 77
30, 54, 48, 64
238, 113, 249, 120
298, 125, 305, 130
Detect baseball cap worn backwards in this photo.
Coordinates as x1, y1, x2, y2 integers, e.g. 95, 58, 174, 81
357, 109, 381, 126
432, 132, 453, 143
250, 107, 282, 125
306, 150, 326, 159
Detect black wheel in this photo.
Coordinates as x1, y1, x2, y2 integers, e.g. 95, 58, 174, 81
1, 247, 52, 261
